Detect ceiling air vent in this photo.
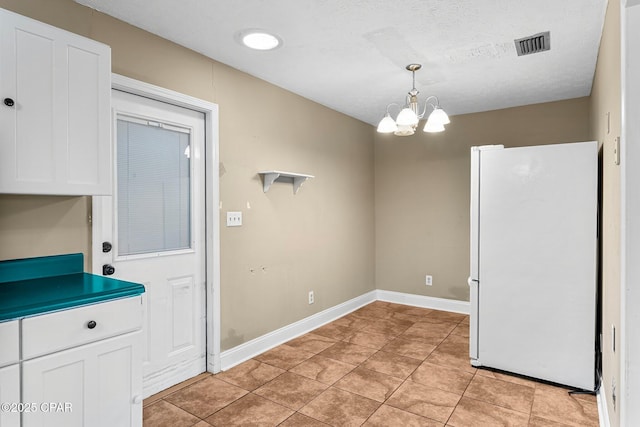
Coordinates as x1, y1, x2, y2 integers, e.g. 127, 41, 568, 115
514, 31, 550, 56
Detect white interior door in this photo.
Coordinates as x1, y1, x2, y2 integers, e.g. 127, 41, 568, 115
94, 89, 206, 397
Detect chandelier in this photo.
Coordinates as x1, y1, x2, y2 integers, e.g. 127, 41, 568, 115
376, 64, 450, 136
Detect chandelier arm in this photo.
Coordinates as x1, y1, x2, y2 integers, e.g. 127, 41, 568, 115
385, 102, 401, 115
418, 95, 442, 119
417, 101, 429, 119
424, 95, 440, 106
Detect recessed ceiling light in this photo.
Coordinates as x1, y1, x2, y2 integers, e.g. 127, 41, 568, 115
238, 30, 281, 51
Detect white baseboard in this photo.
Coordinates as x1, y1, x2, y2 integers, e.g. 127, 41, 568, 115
597, 385, 611, 427
376, 289, 470, 314
219, 290, 469, 371
219, 290, 377, 371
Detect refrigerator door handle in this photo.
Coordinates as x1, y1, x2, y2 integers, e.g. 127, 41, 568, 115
470, 149, 480, 281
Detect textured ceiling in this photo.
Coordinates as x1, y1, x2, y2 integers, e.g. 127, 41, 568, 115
75, 0, 607, 126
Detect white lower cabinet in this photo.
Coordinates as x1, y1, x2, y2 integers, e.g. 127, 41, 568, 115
9, 296, 143, 427
22, 331, 142, 427
0, 364, 20, 427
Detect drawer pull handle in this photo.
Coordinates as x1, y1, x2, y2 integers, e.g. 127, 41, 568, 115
87, 320, 97, 329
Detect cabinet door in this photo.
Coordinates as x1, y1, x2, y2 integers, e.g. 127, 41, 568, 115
0, 320, 19, 368
0, 364, 20, 427
0, 8, 111, 195
22, 331, 142, 427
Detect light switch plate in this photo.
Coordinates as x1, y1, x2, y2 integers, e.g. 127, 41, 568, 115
226, 211, 242, 227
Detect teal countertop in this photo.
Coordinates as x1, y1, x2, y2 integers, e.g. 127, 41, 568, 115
0, 254, 145, 322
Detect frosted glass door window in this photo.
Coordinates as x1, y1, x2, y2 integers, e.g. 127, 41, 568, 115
117, 118, 191, 256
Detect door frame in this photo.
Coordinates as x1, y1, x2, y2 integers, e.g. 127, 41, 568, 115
621, 0, 639, 424
92, 73, 221, 374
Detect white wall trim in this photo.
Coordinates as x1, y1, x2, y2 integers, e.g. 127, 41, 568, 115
598, 384, 612, 427
220, 290, 470, 371
108, 74, 221, 374
376, 290, 470, 314
220, 291, 377, 370
620, 1, 640, 425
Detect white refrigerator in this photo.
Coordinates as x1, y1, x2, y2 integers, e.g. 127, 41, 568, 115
468, 141, 598, 391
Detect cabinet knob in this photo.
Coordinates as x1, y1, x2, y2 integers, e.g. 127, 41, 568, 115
87, 320, 97, 329
3, 98, 14, 107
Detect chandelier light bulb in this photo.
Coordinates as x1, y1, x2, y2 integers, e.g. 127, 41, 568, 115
429, 107, 450, 125
396, 107, 419, 127
423, 117, 446, 133
377, 113, 398, 133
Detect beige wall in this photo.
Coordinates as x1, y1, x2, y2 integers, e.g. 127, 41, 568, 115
590, 0, 621, 424
375, 97, 591, 300
0, 196, 92, 271
0, 0, 375, 351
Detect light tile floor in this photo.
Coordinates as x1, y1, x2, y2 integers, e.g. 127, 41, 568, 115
143, 301, 600, 426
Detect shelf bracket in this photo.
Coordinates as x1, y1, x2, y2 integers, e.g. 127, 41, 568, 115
292, 176, 308, 195
262, 172, 281, 193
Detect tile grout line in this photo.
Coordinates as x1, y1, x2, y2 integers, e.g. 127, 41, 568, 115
436, 316, 470, 426
368, 312, 467, 426
154, 399, 207, 425
144, 373, 213, 407
527, 376, 539, 424
302, 305, 446, 425
161, 372, 266, 424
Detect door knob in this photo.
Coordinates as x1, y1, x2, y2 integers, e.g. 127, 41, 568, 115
102, 264, 115, 276
102, 241, 112, 253
3, 98, 14, 107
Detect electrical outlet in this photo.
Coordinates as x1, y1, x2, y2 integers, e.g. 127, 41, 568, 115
226, 211, 242, 227
425, 275, 433, 286
308, 291, 314, 305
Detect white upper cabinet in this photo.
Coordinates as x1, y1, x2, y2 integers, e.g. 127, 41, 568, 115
0, 8, 111, 195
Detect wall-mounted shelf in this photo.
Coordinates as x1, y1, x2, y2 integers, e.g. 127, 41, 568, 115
258, 170, 314, 194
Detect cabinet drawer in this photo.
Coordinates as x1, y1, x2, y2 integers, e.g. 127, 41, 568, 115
22, 296, 142, 359
0, 320, 19, 367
